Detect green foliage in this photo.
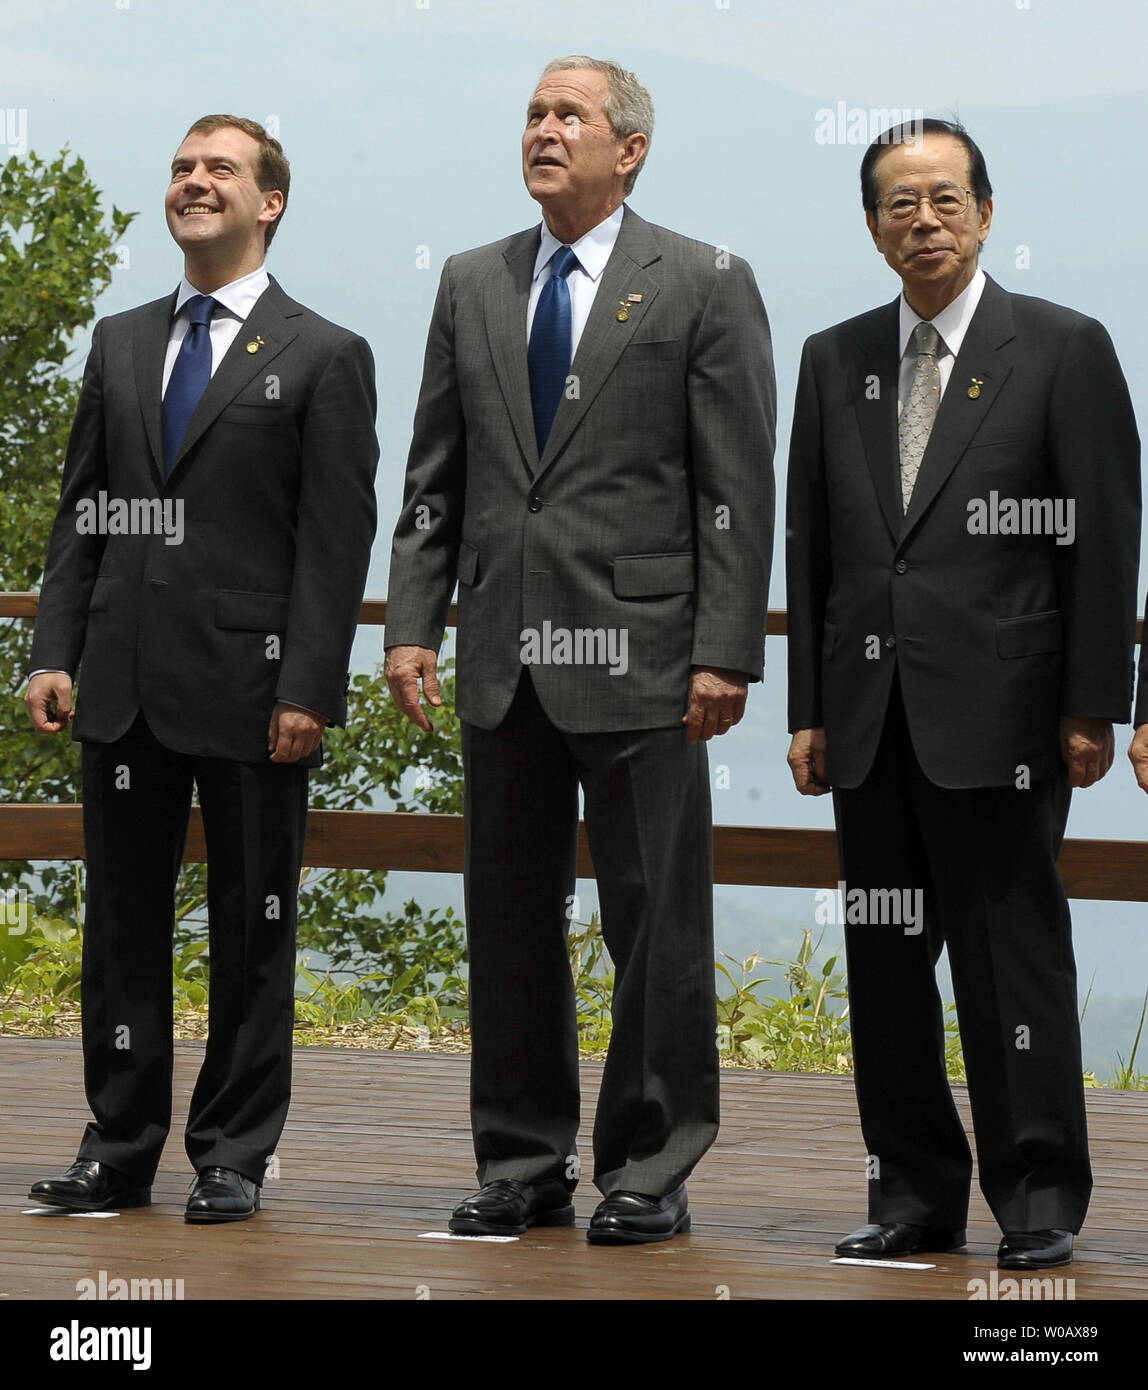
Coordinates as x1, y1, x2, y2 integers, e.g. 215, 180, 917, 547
568, 911, 614, 1050
285, 659, 467, 1001
294, 962, 449, 1041
0, 150, 134, 825
943, 1002, 967, 1082
1109, 984, 1148, 1090
716, 930, 853, 1071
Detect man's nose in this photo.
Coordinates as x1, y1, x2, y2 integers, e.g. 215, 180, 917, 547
535, 112, 565, 140
912, 196, 943, 227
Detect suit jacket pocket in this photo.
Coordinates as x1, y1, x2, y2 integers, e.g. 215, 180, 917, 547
612, 552, 694, 597
457, 541, 479, 587
215, 590, 291, 631
88, 576, 113, 612
217, 403, 286, 426
995, 609, 1062, 658
965, 432, 1029, 451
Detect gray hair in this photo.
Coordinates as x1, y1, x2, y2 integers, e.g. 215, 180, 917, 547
540, 55, 654, 194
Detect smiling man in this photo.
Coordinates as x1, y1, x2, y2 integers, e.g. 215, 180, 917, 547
786, 119, 1141, 1270
385, 56, 774, 1244
25, 116, 378, 1222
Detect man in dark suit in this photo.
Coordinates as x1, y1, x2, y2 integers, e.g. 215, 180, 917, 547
786, 119, 1140, 1270
385, 56, 774, 1243
24, 115, 378, 1222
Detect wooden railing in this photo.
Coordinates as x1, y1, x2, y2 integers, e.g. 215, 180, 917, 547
2, 595, 1146, 902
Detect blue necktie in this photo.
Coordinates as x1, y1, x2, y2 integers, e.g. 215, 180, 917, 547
162, 293, 216, 475
528, 246, 578, 454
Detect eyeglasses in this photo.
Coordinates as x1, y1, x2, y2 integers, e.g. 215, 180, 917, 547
876, 186, 976, 220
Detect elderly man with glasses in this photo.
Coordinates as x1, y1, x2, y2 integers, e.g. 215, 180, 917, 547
786, 119, 1140, 1271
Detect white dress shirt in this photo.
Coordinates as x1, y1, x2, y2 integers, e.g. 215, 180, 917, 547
527, 205, 625, 351
162, 265, 270, 395
897, 266, 986, 412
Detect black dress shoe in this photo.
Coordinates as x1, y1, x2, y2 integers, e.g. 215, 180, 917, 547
449, 1178, 574, 1235
184, 1167, 260, 1224
835, 1222, 967, 1257
29, 1160, 151, 1212
997, 1229, 1073, 1270
587, 1184, 690, 1245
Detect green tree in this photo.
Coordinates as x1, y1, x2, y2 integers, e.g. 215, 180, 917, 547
0, 150, 133, 905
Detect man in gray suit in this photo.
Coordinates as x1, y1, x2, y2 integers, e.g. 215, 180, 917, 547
25, 116, 378, 1222
385, 56, 774, 1243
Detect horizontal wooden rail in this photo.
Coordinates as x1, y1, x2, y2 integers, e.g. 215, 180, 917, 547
1, 806, 1146, 901
2, 592, 1145, 903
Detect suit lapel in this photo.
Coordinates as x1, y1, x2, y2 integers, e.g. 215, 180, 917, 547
851, 299, 903, 544
133, 294, 176, 489
165, 276, 301, 483
900, 275, 1016, 545
536, 208, 663, 478
487, 228, 542, 478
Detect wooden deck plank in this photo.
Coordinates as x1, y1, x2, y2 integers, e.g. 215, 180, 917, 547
1, 1038, 1144, 1301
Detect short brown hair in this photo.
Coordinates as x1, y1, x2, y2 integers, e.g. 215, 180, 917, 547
182, 115, 290, 249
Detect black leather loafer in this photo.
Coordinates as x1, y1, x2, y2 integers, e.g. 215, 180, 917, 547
449, 1178, 575, 1235
587, 1184, 690, 1245
997, 1229, 1073, 1270
835, 1222, 967, 1257
29, 1159, 151, 1212
184, 1166, 260, 1223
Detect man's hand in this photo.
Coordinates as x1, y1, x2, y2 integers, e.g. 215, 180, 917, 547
1128, 725, 1148, 793
787, 727, 830, 796
1059, 715, 1114, 789
25, 673, 74, 734
267, 702, 325, 763
682, 666, 748, 743
384, 645, 442, 733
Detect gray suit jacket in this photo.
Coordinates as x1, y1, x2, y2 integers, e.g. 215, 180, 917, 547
30, 277, 379, 766
385, 206, 776, 732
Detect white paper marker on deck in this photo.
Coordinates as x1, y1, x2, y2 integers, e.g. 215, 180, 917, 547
832, 1256, 935, 1269
23, 1208, 120, 1218
418, 1231, 519, 1243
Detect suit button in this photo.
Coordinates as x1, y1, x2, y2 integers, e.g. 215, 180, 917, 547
894, 560, 908, 574
885, 635, 896, 649
528, 497, 543, 513
148, 578, 166, 590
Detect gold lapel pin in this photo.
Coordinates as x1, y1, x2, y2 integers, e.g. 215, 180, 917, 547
616, 301, 631, 322
968, 376, 983, 399
245, 335, 265, 355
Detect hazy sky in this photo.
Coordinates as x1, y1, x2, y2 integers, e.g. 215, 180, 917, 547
4, 0, 1147, 1029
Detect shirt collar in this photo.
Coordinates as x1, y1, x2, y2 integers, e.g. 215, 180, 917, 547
898, 266, 986, 359
173, 265, 270, 321
533, 204, 625, 285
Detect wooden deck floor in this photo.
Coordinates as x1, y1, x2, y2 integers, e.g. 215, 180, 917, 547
2, 1038, 1145, 1303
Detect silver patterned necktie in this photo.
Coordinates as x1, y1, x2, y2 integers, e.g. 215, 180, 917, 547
898, 320, 942, 511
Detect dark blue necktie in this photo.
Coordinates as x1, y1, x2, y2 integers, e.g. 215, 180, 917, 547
528, 246, 578, 454
162, 293, 216, 475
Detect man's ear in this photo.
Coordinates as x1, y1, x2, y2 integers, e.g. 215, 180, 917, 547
977, 195, 993, 245
865, 210, 882, 251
